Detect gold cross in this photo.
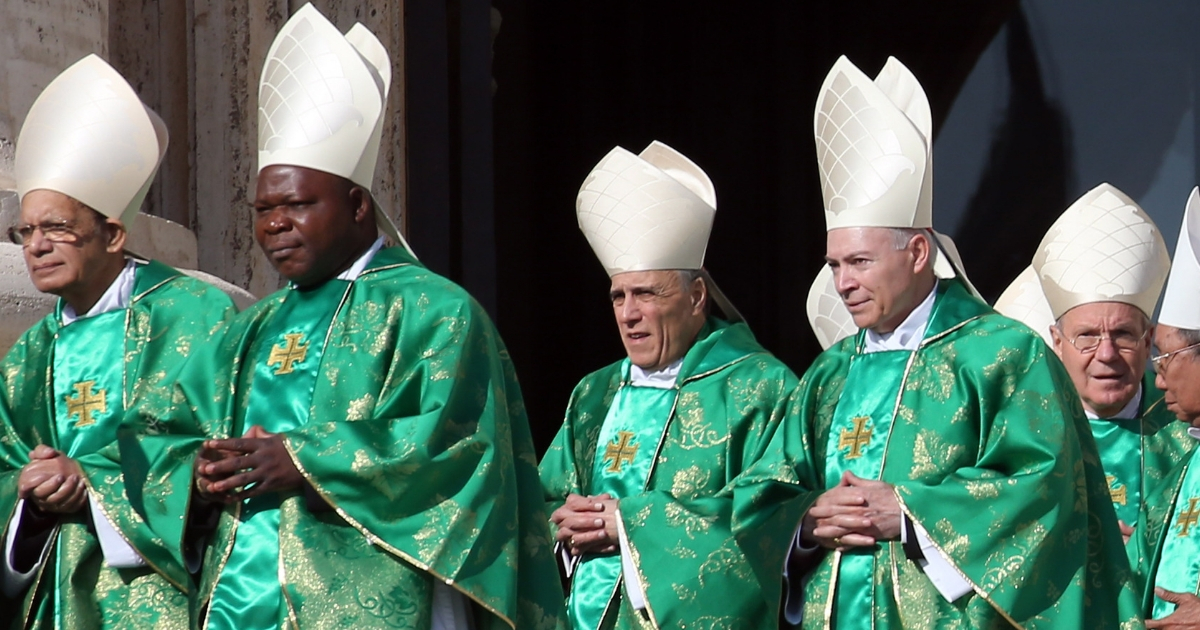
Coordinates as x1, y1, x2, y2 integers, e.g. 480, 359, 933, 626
604, 431, 639, 473
267, 333, 309, 375
1105, 475, 1127, 506
1177, 497, 1200, 537
838, 416, 873, 460
65, 380, 107, 428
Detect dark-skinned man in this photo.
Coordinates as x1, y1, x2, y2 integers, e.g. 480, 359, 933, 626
1129, 187, 1200, 629
119, 5, 563, 630
731, 55, 1142, 628
994, 183, 1190, 549
539, 141, 804, 629
0, 55, 237, 628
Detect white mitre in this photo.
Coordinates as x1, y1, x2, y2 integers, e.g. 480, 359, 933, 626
806, 265, 857, 350
1032, 183, 1169, 320
257, 2, 413, 256
577, 140, 742, 321
994, 266, 1055, 346
16, 54, 167, 228
1159, 187, 1200, 330
814, 55, 974, 291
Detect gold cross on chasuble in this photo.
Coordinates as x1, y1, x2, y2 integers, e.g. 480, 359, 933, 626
1177, 497, 1200, 537
604, 431, 639, 473
1106, 475, 1127, 506
268, 333, 310, 375
838, 416, 873, 459
65, 380, 107, 428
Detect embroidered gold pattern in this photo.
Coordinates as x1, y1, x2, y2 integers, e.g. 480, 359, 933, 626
838, 415, 872, 459
604, 430, 639, 473
268, 333, 309, 375
66, 380, 107, 427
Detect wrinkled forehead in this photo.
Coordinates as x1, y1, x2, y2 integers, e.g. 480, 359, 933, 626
825, 226, 898, 259
19, 188, 91, 222
609, 269, 686, 292
1059, 301, 1150, 332
1154, 323, 1193, 351
255, 164, 351, 203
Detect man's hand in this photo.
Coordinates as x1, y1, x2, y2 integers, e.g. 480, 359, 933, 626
550, 493, 619, 555
18, 445, 87, 514
802, 472, 901, 549
198, 426, 304, 500
193, 444, 238, 503
1147, 588, 1200, 629
1118, 520, 1135, 546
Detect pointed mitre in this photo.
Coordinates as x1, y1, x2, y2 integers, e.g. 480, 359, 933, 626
814, 56, 971, 288
1032, 183, 1170, 320
258, 3, 413, 256
1159, 187, 1200, 330
994, 265, 1055, 346
806, 265, 857, 350
16, 54, 168, 228
577, 140, 742, 321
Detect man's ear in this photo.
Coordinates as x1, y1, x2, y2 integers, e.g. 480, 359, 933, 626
691, 277, 708, 315
910, 233, 932, 273
104, 219, 127, 254
349, 186, 373, 225
1048, 324, 1066, 359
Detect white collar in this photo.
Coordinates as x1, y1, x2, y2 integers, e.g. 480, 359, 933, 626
61, 259, 138, 326
863, 283, 938, 353
1084, 385, 1143, 420
629, 358, 683, 389
336, 236, 386, 281
1188, 427, 1200, 441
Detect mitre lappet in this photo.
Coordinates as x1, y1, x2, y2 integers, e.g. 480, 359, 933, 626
576, 140, 743, 321
257, 2, 414, 257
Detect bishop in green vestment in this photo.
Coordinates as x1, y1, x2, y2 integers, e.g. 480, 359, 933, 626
0, 54, 238, 629
1125, 187, 1200, 628
994, 183, 1192, 541
731, 55, 1143, 629
542, 140, 800, 629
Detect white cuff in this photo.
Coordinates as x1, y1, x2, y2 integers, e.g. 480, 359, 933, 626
616, 511, 647, 611
782, 523, 819, 624
88, 494, 146, 569
911, 519, 972, 602
2, 499, 55, 597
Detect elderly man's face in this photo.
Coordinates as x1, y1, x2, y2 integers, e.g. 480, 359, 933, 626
18, 189, 122, 301
1050, 302, 1151, 417
254, 165, 368, 288
1153, 324, 1200, 425
826, 227, 931, 333
610, 270, 707, 372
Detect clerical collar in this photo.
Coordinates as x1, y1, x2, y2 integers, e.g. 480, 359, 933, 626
61, 259, 138, 326
863, 282, 938, 353
336, 236, 386, 282
1084, 385, 1142, 420
1188, 427, 1200, 441
629, 358, 683, 389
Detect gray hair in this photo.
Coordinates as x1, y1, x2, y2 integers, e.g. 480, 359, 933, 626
677, 269, 711, 314
890, 228, 926, 251
1179, 327, 1200, 351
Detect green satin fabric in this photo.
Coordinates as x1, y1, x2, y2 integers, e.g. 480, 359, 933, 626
52, 309, 126, 458
208, 279, 349, 630
1091, 415, 1144, 527
1152, 450, 1200, 618
824, 348, 909, 630
568, 364, 675, 630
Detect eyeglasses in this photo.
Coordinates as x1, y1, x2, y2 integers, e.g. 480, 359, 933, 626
1151, 341, 1200, 373
1065, 329, 1148, 354
6, 221, 90, 247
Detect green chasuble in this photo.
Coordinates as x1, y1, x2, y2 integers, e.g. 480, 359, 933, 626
540, 318, 803, 630
732, 279, 1144, 629
1090, 371, 1192, 531
120, 245, 565, 630
0, 260, 238, 630
1128, 431, 1200, 620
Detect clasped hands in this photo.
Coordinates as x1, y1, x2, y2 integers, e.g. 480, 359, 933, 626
193, 425, 304, 504
550, 493, 620, 556
801, 471, 902, 550
17, 445, 86, 514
